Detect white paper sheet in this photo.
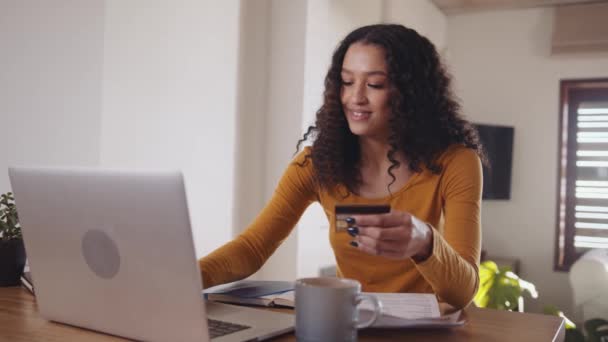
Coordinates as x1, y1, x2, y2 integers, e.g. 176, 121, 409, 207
357, 293, 465, 328
359, 293, 440, 319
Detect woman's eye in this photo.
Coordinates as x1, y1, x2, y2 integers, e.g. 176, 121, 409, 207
368, 83, 384, 89
342, 80, 353, 86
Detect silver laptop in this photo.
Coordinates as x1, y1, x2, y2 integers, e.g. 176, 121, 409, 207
8, 167, 294, 342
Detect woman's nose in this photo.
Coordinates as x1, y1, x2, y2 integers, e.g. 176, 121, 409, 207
351, 85, 367, 104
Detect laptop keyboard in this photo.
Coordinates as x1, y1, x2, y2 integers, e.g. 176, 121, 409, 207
208, 318, 251, 339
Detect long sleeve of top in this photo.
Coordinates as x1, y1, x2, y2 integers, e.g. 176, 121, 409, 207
199, 144, 482, 309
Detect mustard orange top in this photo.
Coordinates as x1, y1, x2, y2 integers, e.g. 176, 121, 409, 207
199, 144, 482, 309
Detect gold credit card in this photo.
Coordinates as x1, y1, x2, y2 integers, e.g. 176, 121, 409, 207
334, 204, 391, 232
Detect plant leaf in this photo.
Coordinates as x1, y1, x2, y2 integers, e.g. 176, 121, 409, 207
518, 278, 538, 299
543, 305, 576, 330
482, 260, 499, 273
474, 261, 499, 308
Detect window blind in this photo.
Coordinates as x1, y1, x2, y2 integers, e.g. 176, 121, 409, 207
574, 101, 608, 249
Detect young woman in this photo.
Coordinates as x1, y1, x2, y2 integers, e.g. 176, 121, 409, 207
199, 24, 485, 309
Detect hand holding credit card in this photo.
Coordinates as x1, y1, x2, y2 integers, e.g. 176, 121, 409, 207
334, 204, 434, 261
334, 204, 391, 232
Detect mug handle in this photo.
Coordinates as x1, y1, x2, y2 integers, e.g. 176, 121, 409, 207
354, 293, 383, 329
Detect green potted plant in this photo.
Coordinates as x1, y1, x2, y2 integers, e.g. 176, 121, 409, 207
0, 192, 25, 286
474, 260, 538, 311
476, 260, 608, 342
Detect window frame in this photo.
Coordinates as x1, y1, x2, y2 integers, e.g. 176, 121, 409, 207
554, 78, 608, 271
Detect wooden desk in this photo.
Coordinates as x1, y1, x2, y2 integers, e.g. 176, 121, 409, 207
1, 286, 565, 341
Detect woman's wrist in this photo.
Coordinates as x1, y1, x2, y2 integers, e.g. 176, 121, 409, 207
411, 217, 434, 263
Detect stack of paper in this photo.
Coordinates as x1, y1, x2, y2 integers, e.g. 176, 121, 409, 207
359, 293, 465, 328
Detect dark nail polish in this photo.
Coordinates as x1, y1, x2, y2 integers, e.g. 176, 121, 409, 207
345, 217, 356, 226
350, 241, 359, 247
347, 227, 359, 237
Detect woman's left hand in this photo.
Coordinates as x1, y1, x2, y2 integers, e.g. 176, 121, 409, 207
347, 210, 433, 261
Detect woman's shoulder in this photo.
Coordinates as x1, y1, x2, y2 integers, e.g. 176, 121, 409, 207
285, 146, 315, 179
279, 146, 318, 195
436, 144, 481, 170
436, 144, 483, 195
287, 146, 313, 173
291, 146, 313, 165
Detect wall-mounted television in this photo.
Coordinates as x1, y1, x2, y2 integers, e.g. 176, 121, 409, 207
474, 123, 514, 200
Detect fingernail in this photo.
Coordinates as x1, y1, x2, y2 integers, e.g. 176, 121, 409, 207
350, 241, 359, 247
347, 227, 359, 237
346, 217, 356, 226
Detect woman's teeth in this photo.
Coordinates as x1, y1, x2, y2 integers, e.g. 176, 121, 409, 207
352, 111, 371, 120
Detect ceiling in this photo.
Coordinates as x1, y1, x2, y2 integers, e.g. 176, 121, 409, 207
430, 0, 608, 14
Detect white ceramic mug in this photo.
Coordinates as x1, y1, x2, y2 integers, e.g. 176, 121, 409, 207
295, 277, 382, 342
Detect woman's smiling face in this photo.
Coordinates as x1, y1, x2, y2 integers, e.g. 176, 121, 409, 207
340, 42, 391, 140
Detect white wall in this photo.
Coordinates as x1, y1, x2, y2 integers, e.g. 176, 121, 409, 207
446, 7, 608, 317
384, 0, 447, 52
253, 0, 308, 280
232, 0, 270, 239
0, 0, 104, 192
229, 0, 308, 281
0, 0, 241, 257
100, 0, 241, 257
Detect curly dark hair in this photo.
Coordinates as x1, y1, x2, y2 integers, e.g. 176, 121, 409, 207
296, 24, 486, 195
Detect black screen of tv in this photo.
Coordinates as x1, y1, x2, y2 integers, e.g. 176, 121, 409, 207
474, 124, 514, 200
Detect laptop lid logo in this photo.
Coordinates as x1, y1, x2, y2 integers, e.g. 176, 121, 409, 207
81, 229, 121, 279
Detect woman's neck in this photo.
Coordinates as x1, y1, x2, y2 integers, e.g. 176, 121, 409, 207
358, 137, 407, 174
